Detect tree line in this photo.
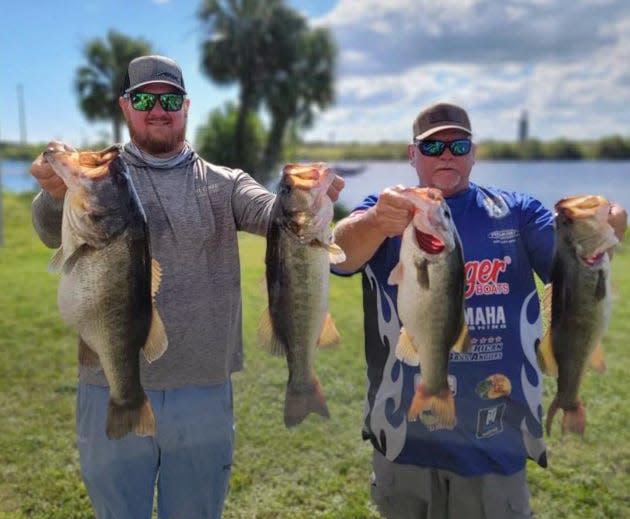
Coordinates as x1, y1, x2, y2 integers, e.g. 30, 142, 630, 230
5, 136, 630, 164
476, 137, 630, 160
290, 137, 630, 162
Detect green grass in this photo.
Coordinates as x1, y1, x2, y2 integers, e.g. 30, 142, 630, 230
1, 192, 629, 518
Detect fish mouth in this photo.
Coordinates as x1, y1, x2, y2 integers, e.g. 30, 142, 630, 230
283, 162, 329, 190
555, 195, 610, 220
581, 252, 606, 266
45, 145, 121, 182
406, 188, 452, 253
76, 147, 121, 180
414, 229, 445, 254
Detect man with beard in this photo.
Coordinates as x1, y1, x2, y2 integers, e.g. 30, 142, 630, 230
30, 55, 344, 519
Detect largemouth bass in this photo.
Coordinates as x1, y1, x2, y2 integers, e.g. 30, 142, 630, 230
45, 144, 168, 439
539, 195, 618, 436
388, 187, 468, 429
258, 163, 345, 427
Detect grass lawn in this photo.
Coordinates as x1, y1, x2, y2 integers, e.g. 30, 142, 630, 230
1, 192, 628, 518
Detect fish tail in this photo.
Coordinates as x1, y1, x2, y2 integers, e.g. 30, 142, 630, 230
407, 385, 456, 429
284, 377, 330, 428
430, 390, 457, 429
106, 395, 156, 439
561, 401, 587, 436
545, 396, 560, 436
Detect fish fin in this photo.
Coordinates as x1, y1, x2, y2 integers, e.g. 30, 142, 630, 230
106, 395, 156, 439
48, 247, 65, 272
309, 239, 346, 264
387, 262, 404, 286
407, 385, 456, 430
151, 258, 162, 299
326, 242, 346, 264
541, 283, 552, 335
451, 323, 470, 353
545, 396, 559, 435
142, 308, 168, 363
50, 239, 88, 273
395, 328, 420, 366
317, 313, 340, 348
257, 307, 285, 356
258, 273, 267, 295
537, 330, 558, 376
589, 344, 607, 373
78, 336, 100, 369
284, 377, 329, 427
611, 283, 620, 301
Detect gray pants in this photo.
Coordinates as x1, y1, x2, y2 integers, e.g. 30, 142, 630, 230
370, 450, 532, 519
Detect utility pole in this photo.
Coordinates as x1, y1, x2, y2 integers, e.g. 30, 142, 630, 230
518, 110, 529, 142
18, 83, 27, 144
0, 120, 4, 248
0, 160, 3, 247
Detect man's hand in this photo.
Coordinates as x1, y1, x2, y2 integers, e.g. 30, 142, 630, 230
609, 203, 628, 242
30, 141, 74, 199
367, 185, 414, 238
327, 174, 345, 203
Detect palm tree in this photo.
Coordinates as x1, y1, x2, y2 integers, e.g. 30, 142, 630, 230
75, 30, 153, 143
198, 0, 336, 183
260, 18, 336, 179
198, 0, 284, 165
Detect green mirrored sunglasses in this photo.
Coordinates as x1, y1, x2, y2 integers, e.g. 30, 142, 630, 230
126, 92, 185, 112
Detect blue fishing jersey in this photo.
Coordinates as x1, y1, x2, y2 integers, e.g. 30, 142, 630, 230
337, 183, 555, 476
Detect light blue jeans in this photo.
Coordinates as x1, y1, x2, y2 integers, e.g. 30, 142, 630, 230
76, 382, 234, 519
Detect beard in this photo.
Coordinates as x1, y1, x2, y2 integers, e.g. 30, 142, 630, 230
128, 115, 187, 156
431, 168, 462, 191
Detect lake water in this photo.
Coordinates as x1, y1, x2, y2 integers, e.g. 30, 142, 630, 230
333, 160, 630, 212
1, 159, 39, 193
2, 158, 629, 213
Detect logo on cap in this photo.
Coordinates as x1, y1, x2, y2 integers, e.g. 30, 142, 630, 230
156, 71, 180, 82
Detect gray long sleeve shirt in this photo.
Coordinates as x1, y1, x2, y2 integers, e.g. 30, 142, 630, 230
32, 144, 275, 390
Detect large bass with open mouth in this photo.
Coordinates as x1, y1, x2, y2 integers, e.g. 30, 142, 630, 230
45, 144, 168, 439
388, 187, 469, 430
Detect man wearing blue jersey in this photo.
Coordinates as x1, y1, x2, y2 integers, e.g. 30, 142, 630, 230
332, 102, 627, 519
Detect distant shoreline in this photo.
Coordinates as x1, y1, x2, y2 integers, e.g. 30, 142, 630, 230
2, 136, 630, 162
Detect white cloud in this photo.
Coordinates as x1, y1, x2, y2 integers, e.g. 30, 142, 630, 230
304, 0, 630, 141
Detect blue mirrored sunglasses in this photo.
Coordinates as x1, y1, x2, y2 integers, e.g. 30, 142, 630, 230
415, 138, 472, 157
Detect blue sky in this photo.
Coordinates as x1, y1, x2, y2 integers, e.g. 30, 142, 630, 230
2, 0, 630, 147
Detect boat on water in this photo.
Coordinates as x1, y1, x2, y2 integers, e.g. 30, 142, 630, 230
331, 164, 367, 177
